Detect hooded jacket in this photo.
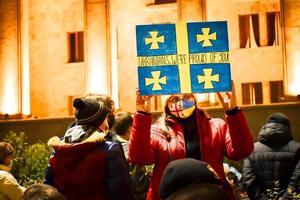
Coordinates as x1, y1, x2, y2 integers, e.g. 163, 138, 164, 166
45, 125, 134, 200
242, 118, 300, 200
128, 108, 253, 200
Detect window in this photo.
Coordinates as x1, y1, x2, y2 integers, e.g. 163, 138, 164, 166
68, 32, 84, 63
242, 82, 263, 105
239, 12, 280, 48
155, 0, 176, 4
270, 81, 284, 103
147, 0, 176, 5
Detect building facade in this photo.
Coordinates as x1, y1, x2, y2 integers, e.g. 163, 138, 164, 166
0, 0, 299, 118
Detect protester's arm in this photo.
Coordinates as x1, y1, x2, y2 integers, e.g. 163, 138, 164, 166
128, 89, 156, 165
223, 109, 254, 160
218, 81, 254, 160
283, 146, 300, 198
0, 172, 26, 200
106, 142, 134, 200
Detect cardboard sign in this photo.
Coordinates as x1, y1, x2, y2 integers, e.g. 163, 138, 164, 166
136, 21, 231, 95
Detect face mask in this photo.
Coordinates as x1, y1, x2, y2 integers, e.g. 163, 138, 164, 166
168, 98, 196, 119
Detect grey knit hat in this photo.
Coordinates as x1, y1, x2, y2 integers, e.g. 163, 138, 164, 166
73, 98, 109, 128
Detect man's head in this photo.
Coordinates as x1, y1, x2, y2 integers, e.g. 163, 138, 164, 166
159, 158, 222, 199
266, 112, 291, 128
258, 112, 293, 145
21, 184, 66, 200
83, 93, 116, 128
73, 98, 109, 131
111, 112, 133, 138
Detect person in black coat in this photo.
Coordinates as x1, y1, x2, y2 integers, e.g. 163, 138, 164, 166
242, 113, 300, 200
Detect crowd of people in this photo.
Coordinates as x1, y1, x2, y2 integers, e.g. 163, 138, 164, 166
1, 82, 300, 200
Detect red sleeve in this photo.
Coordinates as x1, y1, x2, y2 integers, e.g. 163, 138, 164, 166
128, 112, 156, 165
223, 109, 254, 160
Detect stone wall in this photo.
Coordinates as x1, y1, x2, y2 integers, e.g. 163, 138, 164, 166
0, 103, 299, 144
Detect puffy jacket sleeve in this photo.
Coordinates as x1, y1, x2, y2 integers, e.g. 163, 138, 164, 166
106, 142, 134, 200
288, 144, 300, 189
128, 112, 155, 165
224, 109, 254, 160
0, 171, 26, 200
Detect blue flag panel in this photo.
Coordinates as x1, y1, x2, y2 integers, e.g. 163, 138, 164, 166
138, 65, 180, 95
136, 21, 231, 95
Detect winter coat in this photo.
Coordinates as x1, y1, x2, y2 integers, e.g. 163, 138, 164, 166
0, 164, 26, 200
242, 121, 300, 200
45, 126, 134, 200
128, 108, 254, 200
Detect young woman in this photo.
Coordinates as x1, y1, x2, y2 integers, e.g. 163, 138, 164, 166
0, 142, 26, 200
128, 81, 254, 200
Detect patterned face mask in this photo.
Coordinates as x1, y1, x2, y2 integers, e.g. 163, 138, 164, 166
167, 94, 196, 119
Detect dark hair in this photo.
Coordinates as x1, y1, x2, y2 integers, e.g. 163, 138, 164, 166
111, 112, 133, 136
0, 142, 14, 164
20, 184, 66, 200
166, 183, 230, 200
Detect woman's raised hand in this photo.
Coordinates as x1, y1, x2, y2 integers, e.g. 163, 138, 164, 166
136, 89, 153, 113
217, 80, 237, 111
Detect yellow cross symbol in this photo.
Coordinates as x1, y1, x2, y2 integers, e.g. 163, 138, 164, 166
197, 68, 219, 89
145, 31, 165, 50
197, 28, 216, 47
145, 71, 167, 90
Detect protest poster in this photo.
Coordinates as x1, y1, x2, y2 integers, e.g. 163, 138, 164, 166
136, 21, 231, 95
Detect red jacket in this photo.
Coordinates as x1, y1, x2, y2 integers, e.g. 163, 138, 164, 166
128, 109, 254, 200
45, 130, 134, 200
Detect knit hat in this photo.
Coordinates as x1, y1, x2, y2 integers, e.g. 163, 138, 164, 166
73, 98, 109, 128
266, 113, 291, 128
159, 158, 221, 199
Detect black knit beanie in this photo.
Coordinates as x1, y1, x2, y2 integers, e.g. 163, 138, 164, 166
159, 158, 220, 199
267, 113, 291, 127
73, 98, 109, 128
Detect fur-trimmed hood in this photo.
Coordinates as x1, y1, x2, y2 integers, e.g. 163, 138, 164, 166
48, 129, 106, 169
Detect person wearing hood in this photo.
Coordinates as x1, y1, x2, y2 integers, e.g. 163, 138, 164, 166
128, 81, 254, 200
0, 142, 26, 200
242, 113, 300, 200
44, 97, 134, 200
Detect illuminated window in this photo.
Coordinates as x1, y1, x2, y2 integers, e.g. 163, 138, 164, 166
68, 32, 84, 63
147, 0, 176, 5
239, 12, 280, 48
155, 0, 176, 4
242, 82, 263, 105
270, 81, 284, 103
